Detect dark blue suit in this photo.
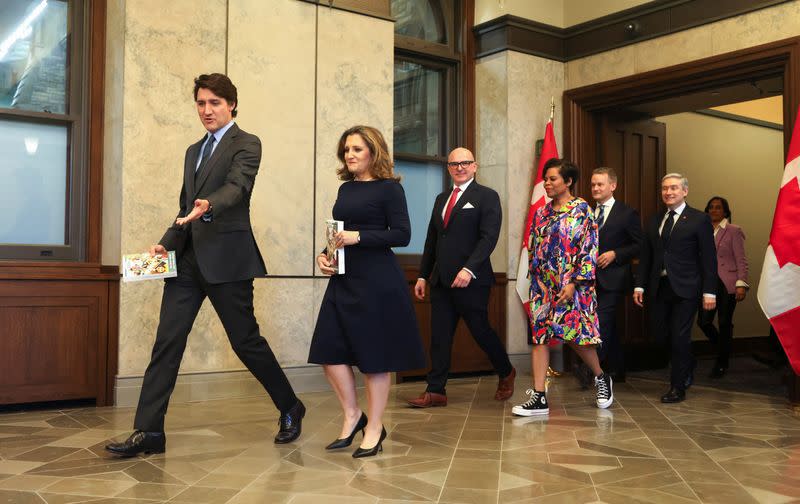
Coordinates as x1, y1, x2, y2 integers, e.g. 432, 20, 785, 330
637, 204, 717, 391
595, 199, 641, 376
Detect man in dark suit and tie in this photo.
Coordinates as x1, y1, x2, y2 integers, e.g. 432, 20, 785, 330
106, 74, 305, 457
589, 167, 641, 383
407, 147, 515, 408
634, 173, 717, 403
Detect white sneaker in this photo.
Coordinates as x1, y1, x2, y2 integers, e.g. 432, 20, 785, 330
512, 389, 549, 416
594, 373, 613, 409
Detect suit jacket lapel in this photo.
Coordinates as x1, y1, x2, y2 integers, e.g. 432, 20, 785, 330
193, 124, 238, 197
445, 182, 476, 227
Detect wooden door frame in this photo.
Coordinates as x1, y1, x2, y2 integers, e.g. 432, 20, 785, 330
562, 36, 800, 404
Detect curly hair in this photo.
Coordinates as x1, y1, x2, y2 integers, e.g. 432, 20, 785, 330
335, 126, 400, 182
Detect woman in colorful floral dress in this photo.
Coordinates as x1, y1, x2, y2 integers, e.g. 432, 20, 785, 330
512, 158, 613, 416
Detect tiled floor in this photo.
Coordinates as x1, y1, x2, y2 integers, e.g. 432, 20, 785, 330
1, 370, 799, 504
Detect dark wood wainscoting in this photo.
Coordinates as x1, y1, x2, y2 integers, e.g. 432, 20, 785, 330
396, 265, 508, 382
0, 264, 119, 406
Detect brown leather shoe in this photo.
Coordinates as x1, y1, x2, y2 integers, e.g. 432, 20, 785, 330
407, 392, 447, 408
494, 367, 516, 401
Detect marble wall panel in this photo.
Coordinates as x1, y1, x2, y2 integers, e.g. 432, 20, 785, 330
506, 52, 564, 277
506, 281, 530, 355
710, 1, 800, 56
566, 1, 800, 89
476, 53, 508, 168
227, 0, 316, 277
633, 26, 713, 74
117, 0, 228, 375
313, 8, 394, 262
476, 53, 508, 273
101, 0, 124, 265
566, 47, 635, 90
252, 279, 315, 367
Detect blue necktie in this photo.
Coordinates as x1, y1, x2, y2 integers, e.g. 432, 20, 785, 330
596, 204, 605, 229
196, 135, 216, 175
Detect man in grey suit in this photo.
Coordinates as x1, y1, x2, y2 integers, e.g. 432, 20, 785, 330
106, 74, 304, 457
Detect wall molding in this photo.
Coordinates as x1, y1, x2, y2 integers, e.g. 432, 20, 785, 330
297, 0, 392, 21
694, 109, 783, 130
474, 0, 793, 62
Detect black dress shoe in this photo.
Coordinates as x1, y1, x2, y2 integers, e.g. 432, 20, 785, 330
274, 400, 305, 444
105, 431, 165, 457
326, 412, 368, 450
660, 388, 686, 403
353, 426, 387, 458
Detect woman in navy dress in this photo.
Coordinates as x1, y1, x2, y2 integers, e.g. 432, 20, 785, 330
309, 125, 425, 458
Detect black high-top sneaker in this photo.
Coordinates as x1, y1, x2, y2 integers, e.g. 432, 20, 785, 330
512, 389, 549, 416
594, 373, 614, 409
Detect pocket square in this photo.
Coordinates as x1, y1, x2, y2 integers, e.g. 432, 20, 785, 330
463, 202, 475, 209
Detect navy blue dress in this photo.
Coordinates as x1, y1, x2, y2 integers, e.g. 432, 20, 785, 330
308, 179, 426, 373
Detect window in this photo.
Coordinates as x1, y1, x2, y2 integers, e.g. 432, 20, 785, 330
391, 0, 464, 255
0, 0, 87, 261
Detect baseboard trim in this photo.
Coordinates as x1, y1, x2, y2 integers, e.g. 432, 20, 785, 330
114, 365, 343, 407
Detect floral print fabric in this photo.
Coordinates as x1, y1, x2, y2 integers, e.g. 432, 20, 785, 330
528, 197, 601, 345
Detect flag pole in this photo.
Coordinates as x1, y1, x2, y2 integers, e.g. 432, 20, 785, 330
550, 97, 555, 122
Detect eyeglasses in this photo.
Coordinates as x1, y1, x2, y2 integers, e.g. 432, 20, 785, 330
447, 160, 475, 168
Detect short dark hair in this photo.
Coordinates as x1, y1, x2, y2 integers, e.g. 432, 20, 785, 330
543, 157, 579, 191
193, 73, 238, 117
592, 166, 618, 183
704, 196, 732, 221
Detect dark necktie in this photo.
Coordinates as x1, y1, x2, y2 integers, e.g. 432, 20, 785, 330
196, 135, 216, 174
596, 204, 605, 229
661, 210, 676, 247
443, 187, 461, 227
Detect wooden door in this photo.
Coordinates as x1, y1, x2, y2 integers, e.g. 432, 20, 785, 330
599, 116, 667, 370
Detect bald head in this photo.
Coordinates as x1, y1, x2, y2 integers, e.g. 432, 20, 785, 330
448, 147, 474, 163
447, 147, 478, 186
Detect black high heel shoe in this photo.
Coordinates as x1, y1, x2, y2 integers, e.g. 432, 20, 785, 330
352, 426, 387, 458
325, 412, 368, 450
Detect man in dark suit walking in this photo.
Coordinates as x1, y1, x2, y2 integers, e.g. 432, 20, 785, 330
106, 74, 305, 457
634, 173, 717, 403
407, 147, 515, 408
590, 167, 641, 383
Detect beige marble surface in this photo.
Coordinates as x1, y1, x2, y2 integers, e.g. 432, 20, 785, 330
505, 52, 564, 277
101, 0, 124, 265
228, 0, 316, 277
566, 46, 635, 90
313, 7, 394, 263
566, 0, 800, 89
112, 2, 394, 377
117, 0, 227, 375
476, 53, 508, 274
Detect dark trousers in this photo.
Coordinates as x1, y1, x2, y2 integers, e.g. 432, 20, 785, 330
426, 285, 512, 395
134, 244, 297, 432
596, 286, 624, 375
697, 278, 737, 368
652, 277, 698, 391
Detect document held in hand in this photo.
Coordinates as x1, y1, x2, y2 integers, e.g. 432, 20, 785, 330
122, 251, 178, 282
325, 219, 345, 275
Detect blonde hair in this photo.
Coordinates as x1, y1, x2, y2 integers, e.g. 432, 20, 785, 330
335, 125, 400, 182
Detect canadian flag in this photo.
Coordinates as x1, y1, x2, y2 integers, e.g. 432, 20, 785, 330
515, 118, 558, 307
757, 105, 800, 374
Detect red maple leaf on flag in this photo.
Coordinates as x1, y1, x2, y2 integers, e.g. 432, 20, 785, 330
770, 176, 800, 267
